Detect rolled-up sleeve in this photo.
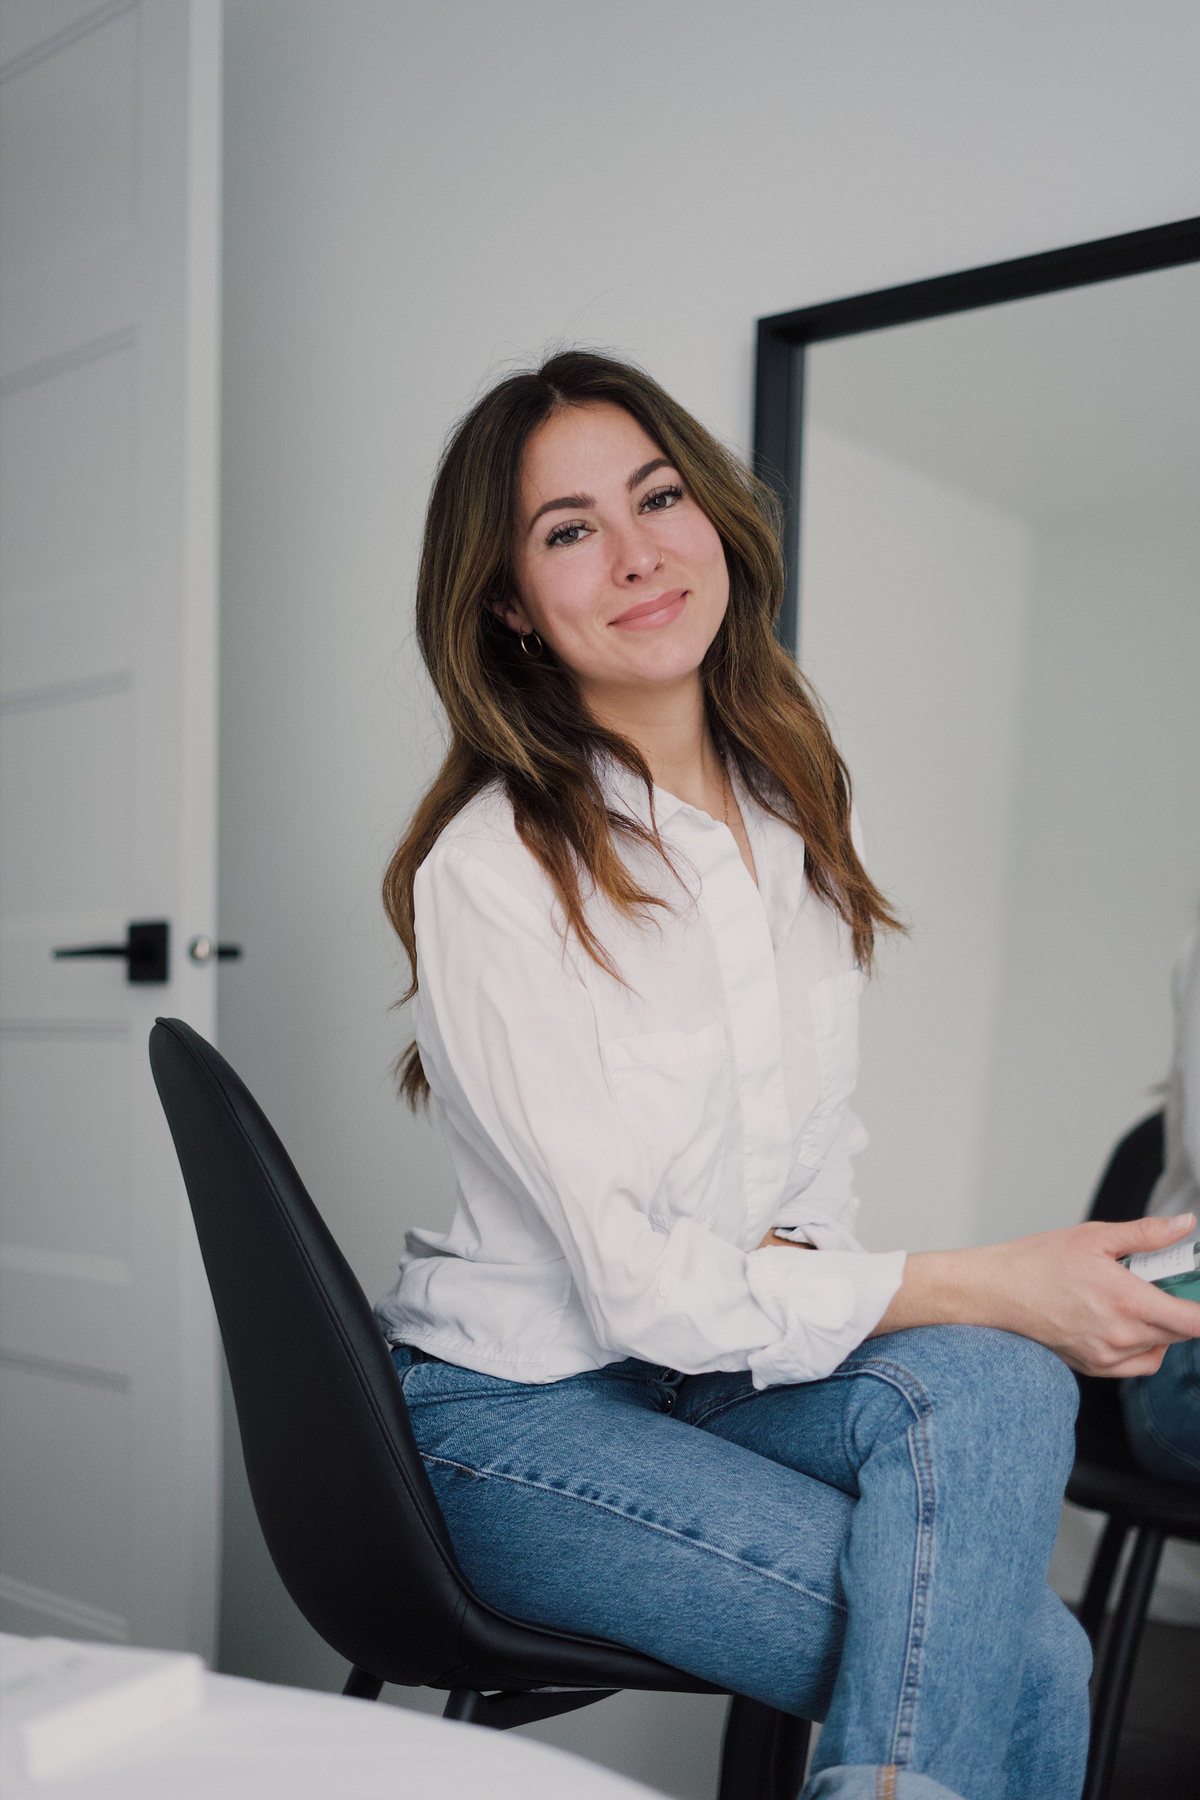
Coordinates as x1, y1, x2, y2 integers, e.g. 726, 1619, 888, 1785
415, 844, 905, 1384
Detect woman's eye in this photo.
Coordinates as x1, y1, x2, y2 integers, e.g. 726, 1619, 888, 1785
545, 521, 591, 548
640, 483, 684, 513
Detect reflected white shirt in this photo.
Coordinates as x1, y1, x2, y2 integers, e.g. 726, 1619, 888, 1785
375, 764, 906, 1386
1148, 926, 1200, 1223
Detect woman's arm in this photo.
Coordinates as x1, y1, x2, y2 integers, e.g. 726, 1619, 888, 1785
415, 840, 905, 1384
866, 1212, 1200, 1377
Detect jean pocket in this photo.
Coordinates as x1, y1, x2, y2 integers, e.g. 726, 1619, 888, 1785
395, 1352, 529, 1414
391, 1346, 433, 1399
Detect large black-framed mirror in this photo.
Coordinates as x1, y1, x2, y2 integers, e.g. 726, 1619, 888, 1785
751, 217, 1200, 1620
755, 215, 1200, 652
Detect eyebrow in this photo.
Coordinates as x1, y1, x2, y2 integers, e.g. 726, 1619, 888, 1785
526, 457, 677, 533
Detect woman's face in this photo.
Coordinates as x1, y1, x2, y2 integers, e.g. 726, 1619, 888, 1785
504, 402, 730, 707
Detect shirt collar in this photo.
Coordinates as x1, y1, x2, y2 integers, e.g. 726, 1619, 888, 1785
596, 754, 686, 833
597, 753, 808, 951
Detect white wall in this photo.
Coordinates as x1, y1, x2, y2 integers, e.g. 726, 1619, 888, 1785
978, 505, 1200, 1243
216, 3, 1200, 1791
799, 425, 1032, 1254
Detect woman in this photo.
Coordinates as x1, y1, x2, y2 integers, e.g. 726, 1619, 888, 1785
375, 351, 1199, 1800
1122, 924, 1200, 1485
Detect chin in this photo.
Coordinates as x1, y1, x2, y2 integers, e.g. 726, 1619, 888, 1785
654, 624, 719, 677
616, 639, 709, 684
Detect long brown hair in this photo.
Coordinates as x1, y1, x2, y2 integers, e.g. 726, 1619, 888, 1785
384, 350, 900, 1105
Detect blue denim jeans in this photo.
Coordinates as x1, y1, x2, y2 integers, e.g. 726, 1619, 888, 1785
1121, 1339, 1200, 1486
391, 1325, 1091, 1800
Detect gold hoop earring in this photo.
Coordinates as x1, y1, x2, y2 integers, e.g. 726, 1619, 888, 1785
520, 630, 543, 659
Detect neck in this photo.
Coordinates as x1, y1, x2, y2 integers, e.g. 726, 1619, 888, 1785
581, 672, 724, 813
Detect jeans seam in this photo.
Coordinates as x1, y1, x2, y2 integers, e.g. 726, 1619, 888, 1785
681, 1393, 758, 1431
1138, 1401, 1200, 1476
682, 1356, 940, 1762
890, 1407, 935, 1765
1128, 1368, 1200, 1477
827, 1359, 936, 1769
422, 1452, 849, 1617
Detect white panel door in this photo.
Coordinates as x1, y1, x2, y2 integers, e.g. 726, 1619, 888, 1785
0, 0, 222, 1656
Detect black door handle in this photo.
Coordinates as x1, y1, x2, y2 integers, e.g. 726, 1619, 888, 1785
53, 920, 169, 984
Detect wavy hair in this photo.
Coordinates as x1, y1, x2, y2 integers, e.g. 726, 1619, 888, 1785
384, 350, 901, 1105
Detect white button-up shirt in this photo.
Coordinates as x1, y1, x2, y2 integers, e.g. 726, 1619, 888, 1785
375, 763, 906, 1386
1147, 925, 1200, 1223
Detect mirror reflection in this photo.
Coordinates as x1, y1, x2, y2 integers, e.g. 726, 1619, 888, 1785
798, 261, 1200, 1260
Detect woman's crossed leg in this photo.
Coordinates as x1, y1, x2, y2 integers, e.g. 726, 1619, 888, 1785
393, 1324, 1090, 1800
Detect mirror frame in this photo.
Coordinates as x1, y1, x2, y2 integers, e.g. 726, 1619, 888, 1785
754, 214, 1200, 651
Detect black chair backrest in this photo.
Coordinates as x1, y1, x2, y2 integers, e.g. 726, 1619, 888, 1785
1087, 1111, 1165, 1225
149, 1017, 469, 1685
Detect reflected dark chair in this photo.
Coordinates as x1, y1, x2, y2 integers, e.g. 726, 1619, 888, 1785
149, 1017, 812, 1800
1066, 1111, 1200, 1800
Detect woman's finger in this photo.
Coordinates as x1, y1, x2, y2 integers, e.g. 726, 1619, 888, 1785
1096, 1346, 1170, 1380
1125, 1282, 1200, 1340
1092, 1211, 1196, 1258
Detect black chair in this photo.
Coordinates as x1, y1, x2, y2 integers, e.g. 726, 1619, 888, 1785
1066, 1111, 1200, 1800
149, 1017, 812, 1800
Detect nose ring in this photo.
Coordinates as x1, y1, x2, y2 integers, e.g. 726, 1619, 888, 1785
656, 551, 664, 571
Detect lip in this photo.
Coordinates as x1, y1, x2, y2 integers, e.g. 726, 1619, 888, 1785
609, 588, 688, 631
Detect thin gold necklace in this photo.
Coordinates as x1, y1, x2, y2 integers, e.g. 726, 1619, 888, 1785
720, 757, 731, 830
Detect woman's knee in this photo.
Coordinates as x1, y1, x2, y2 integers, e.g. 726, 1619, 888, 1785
1004, 1587, 1093, 1795
1023, 1587, 1093, 1716
864, 1325, 1079, 1475
974, 1328, 1079, 1433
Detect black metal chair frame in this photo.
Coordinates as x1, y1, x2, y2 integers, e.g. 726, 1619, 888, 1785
1065, 1111, 1200, 1800
149, 1017, 813, 1800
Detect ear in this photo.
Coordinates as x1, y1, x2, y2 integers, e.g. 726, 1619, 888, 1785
488, 594, 534, 636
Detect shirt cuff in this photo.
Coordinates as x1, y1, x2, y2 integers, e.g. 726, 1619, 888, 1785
745, 1247, 907, 1388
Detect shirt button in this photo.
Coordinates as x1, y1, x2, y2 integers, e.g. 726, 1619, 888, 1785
656, 1278, 670, 1303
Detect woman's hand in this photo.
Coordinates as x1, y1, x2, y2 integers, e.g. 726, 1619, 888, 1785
868, 1212, 1200, 1378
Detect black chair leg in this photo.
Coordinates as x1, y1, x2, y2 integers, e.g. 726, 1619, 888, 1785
442, 1687, 618, 1730
343, 1665, 384, 1700
444, 1688, 486, 1723
1082, 1525, 1165, 1800
718, 1695, 812, 1800
1078, 1516, 1128, 1646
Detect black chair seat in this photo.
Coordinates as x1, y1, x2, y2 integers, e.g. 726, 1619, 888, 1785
149, 1016, 810, 1798
1069, 1447, 1200, 1542
377, 1608, 725, 1701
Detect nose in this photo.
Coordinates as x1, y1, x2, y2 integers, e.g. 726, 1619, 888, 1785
612, 525, 662, 585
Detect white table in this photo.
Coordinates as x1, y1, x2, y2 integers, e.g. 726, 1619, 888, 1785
4, 1666, 669, 1799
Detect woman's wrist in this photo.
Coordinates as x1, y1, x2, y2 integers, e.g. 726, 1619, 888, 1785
868, 1218, 1200, 1377
868, 1247, 1002, 1337
758, 1228, 817, 1250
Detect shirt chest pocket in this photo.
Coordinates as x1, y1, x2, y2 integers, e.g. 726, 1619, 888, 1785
795, 969, 863, 1167
602, 1023, 731, 1226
